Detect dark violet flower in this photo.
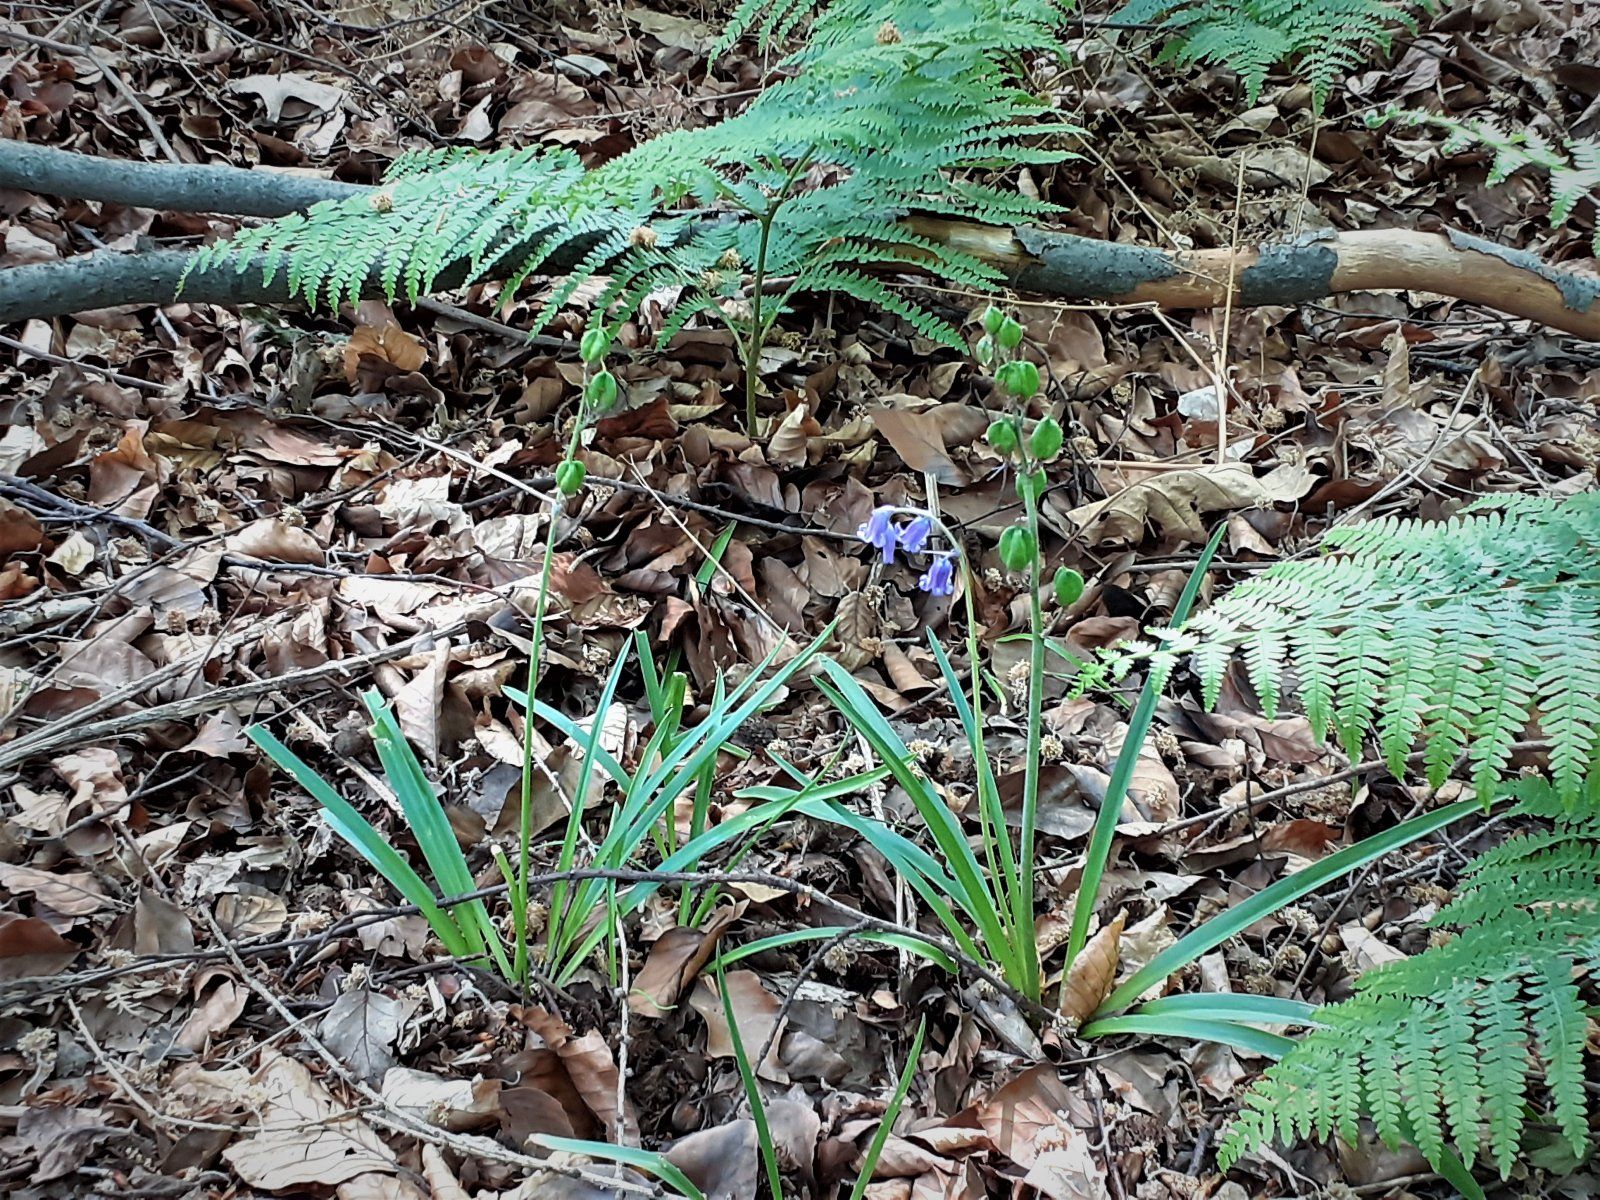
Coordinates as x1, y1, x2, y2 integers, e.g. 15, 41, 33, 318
857, 505, 898, 564
899, 514, 932, 555
919, 552, 956, 596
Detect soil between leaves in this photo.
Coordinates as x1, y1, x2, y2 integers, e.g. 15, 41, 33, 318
1, 1, 1598, 1198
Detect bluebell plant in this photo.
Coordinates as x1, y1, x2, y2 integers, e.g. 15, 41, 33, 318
836, 308, 1081, 1002
857, 504, 960, 595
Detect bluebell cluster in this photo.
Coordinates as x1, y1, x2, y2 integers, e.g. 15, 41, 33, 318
856, 505, 958, 596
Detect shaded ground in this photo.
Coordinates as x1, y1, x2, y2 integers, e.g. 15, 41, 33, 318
1, 1, 1597, 1198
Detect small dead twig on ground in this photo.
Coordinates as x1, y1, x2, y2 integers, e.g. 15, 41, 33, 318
750, 918, 870, 1082
0, 619, 470, 773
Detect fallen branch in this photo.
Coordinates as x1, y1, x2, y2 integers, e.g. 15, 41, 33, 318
0, 139, 363, 217
3, 143, 1597, 339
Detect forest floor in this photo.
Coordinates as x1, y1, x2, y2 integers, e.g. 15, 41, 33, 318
1, 1, 1598, 1198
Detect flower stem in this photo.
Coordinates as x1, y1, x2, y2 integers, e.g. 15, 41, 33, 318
744, 210, 773, 433
1017, 478, 1047, 1000
515, 404, 591, 988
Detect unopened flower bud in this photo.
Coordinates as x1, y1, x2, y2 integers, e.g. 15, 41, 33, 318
585, 370, 619, 409
996, 359, 1040, 399
580, 328, 610, 364
998, 526, 1037, 572
1030, 415, 1064, 461
985, 418, 1020, 455
1053, 566, 1085, 607
555, 460, 586, 497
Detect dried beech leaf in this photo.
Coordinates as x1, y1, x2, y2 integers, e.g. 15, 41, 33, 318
1060, 912, 1124, 1026
629, 903, 745, 1017
870, 404, 970, 486
835, 591, 878, 671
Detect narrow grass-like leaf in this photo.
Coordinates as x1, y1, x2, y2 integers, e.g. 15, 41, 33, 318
1131, 993, 1322, 1026
718, 966, 783, 1200
1097, 797, 1481, 1016
532, 1136, 706, 1200
1079, 1014, 1298, 1058
816, 660, 1015, 981
849, 1016, 927, 1200
1068, 525, 1225, 967
246, 726, 473, 956
362, 693, 511, 977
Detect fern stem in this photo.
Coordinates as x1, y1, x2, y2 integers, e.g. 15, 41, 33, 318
745, 208, 773, 434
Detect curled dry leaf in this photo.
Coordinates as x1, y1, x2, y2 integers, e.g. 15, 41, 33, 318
0, 862, 109, 918
664, 1118, 761, 1200
689, 969, 788, 1082
519, 1005, 635, 1141
1022, 1125, 1111, 1200
1059, 911, 1124, 1026
0, 913, 77, 982
419, 1145, 470, 1200
344, 321, 427, 383
381, 1067, 503, 1131
629, 902, 745, 1017
319, 988, 416, 1083
869, 403, 970, 487
1047, 462, 1315, 546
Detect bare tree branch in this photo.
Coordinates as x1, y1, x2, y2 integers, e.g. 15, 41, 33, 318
3, 145, 1598, 340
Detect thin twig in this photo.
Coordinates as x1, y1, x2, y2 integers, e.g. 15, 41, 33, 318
0, 332, 170, 392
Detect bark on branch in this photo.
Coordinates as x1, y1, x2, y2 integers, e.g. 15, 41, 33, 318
1, 139, 364, 216
2, 142, 1597, 340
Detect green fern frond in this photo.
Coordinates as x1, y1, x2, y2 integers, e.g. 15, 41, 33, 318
189, 0, 1082, 352
1371, 109, 1600, 253
1118, 0, 1431, 110
1221, 775, 1600, 1180
1140, 493, 1600, 806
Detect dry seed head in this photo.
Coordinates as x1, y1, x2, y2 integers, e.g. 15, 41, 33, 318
700, 269, 725, 292
18, 1028, 53, 1058
717, 248, 742, 270
1039, 734, 1064, 761
343, 963, 371, 991
876, 19, 901, 43
526, 901, 549, 934
370, 191, 395, 213
1407, 882, 1451, 907
821, 941, 856, 973
907, 738, 939, 763
629, 225, 659, 249
1270, 943, 1307, 973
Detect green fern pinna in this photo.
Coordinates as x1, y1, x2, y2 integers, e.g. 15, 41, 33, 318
201, 0, 1597, 1189
1125, 496, 1600, 1190
1224, 775, 1599, 1183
